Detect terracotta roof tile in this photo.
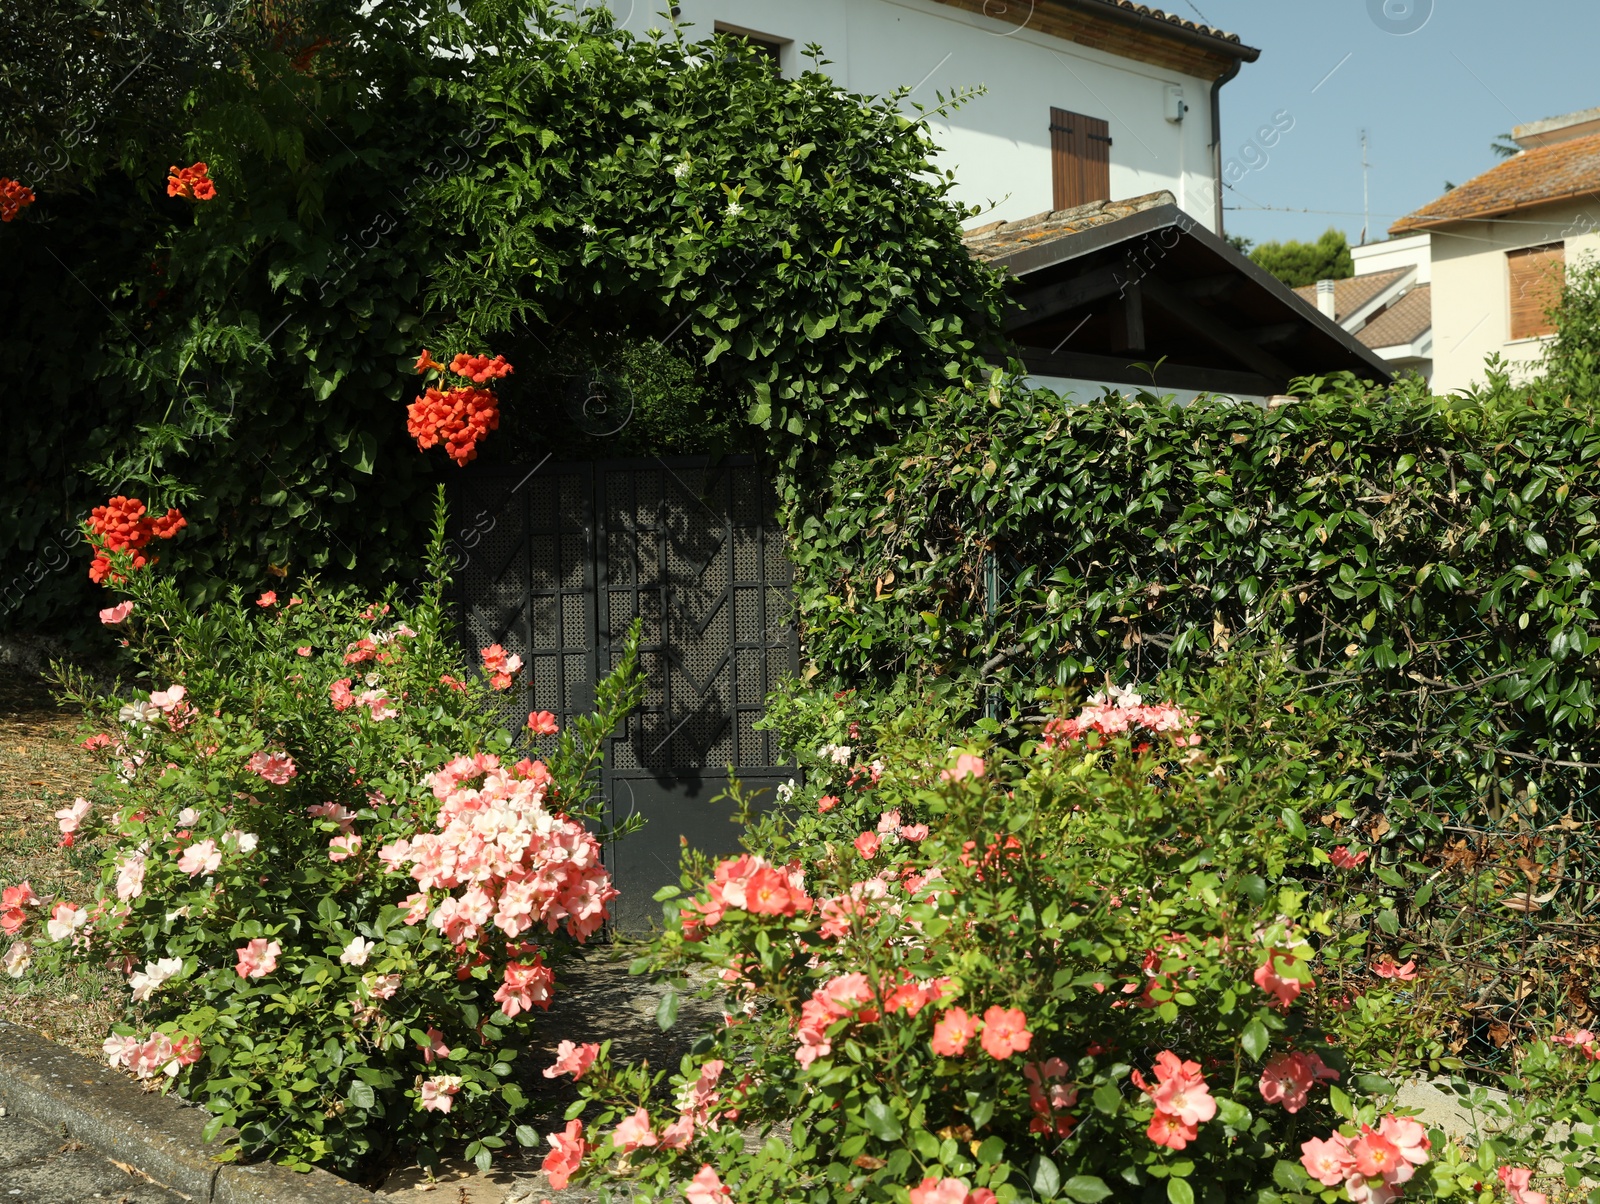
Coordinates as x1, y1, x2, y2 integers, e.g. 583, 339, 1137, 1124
1391, 132, 1600, 233
1076, 0, 1248, 47
1356, 284, 1431, 350
962, 191, 1175, 264
1290, 268, 1408, 322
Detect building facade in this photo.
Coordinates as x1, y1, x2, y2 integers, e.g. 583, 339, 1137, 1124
1391, 107, 1600, 394
600, 0, 1259, 234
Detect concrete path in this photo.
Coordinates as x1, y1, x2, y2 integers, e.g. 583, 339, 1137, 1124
0, 1108, 186, 1203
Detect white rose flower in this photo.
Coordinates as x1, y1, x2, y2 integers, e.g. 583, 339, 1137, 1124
340, 936, 376, 967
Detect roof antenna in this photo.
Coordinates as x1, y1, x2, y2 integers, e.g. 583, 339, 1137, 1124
1360, 129, 1370, 246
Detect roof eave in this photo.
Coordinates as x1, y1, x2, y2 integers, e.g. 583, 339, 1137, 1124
1050, 0, 1261, 62
1390, 185, 1600, 234
995, 203, 1395, 384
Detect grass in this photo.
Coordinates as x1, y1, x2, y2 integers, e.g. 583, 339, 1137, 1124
0, 663, 120, 1056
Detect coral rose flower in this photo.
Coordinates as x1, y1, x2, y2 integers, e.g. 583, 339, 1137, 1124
684, 1165, 730, 1204
542, 1119, 587, 1190
979, 1006, 1032, 1060
931, 1007, 979, 1057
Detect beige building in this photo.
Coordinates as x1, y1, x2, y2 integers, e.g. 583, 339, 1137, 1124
1390, 106, 1600, 394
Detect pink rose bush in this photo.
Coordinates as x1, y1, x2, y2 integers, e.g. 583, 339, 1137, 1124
535, 682, 1595, 1202
0, 533, 646, 1177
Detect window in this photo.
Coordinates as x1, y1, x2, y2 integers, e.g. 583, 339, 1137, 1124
1049, 107, 1112, 211
1508, 242, 1564, 340
714, 23, 785, 73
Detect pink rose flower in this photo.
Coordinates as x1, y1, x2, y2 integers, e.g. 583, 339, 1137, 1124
612, 1107, 657, 1154
246, 750, 296, 785
177, 838, 222, 877
235, 938, 280, 979
419, 1074, 462, 1113
543, 1040, 600, 1080
940, 753, 986, 781
99, 601, 133, 625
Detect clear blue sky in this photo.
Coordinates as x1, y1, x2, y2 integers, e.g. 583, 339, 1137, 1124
1192, 0, 1600, 249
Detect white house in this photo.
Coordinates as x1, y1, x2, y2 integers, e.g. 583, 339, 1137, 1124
1389, 106, 1600, 394
603, 0, 1260, 235
1293, 233, 1433, 385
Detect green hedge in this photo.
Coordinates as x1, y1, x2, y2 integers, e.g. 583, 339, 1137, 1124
792, 371, 1600, 819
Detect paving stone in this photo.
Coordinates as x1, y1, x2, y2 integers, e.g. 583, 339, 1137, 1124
0, 1111, 188, 1203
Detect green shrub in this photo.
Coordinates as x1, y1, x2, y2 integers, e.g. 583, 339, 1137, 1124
0, 497, 642, 1175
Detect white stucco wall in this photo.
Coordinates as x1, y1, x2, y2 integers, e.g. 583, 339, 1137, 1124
1427, 202, 1600, 394
599, 0, 1225, 231
1351, 232, 1431, 284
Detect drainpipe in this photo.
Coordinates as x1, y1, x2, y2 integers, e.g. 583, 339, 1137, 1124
1209, 60, 1242, 236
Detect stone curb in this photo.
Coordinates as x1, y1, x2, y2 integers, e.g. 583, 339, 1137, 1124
0, 1020, 379, 1203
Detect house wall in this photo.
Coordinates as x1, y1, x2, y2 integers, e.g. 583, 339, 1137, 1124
1351, 232, 1431, 284
1429, 201, 1600, 394
601, 0, 1225, 231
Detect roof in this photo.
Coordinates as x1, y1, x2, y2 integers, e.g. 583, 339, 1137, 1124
930, 0, 1257, 78
1355, 284, 1431, 350
1290, 268, 1408, 322
964, 192, 1177, 263
1053, 0, 1249, 49
970, 195, 1392, 395
1514, 106, 1600, 149
1390, 130, 1600, 232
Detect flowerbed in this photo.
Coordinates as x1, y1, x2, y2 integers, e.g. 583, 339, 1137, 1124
537, 677, 1600, 1203
0, 497, 642, 1175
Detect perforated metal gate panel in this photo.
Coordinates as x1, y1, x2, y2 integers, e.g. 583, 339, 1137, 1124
450, 456, 798, 931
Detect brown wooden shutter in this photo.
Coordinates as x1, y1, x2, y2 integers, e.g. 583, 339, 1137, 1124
1050, 107, 1112, 211
1508, 243, 1564, 339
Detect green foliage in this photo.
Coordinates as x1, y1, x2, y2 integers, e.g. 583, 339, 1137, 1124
1248, 227, 1354, 288
796, 369, 1600, 818
4, 497, 643, 1175
559, 685, 1598, 1202
0, 1, 1003, 631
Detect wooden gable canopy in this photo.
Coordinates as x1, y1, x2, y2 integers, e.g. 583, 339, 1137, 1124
968, 196, 1393, 396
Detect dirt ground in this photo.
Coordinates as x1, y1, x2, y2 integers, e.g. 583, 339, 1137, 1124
0, 665, 120, 1056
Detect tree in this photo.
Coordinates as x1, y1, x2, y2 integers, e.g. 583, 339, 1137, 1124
1248, 227, 1354, 288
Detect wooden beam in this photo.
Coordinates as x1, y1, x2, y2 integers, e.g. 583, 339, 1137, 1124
1140, 276, 1294, 381
1018, 349, 1276, 397
1112, 282, 1145, 352
1005, 265, 1125, 332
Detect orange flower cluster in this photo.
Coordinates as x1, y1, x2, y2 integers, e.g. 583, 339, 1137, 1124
406, 350, 513, 466
0, 179, 35, 223
449, 353, 513, 383
166, 162, 216, 201
87, 497, 186, 584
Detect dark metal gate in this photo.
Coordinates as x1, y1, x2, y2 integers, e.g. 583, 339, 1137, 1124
450, 456, 798, 931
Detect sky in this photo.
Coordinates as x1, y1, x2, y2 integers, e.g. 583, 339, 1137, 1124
1190, 0, 1600, 249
